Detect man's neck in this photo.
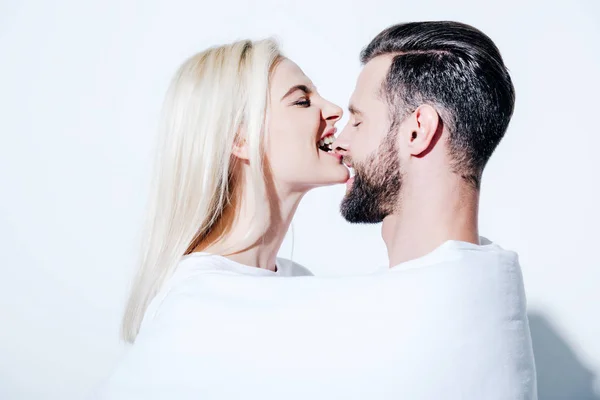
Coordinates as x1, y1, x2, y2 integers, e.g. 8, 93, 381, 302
383, 178, 480, 268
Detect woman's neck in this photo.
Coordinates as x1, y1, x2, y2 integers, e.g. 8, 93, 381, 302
194, 171, 304, 271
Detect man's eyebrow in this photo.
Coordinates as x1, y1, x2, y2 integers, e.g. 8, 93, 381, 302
348, 105, 363, 116
281, 84, 312, 101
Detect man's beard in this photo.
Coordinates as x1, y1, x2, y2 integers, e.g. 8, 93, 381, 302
340, 131, 402, 223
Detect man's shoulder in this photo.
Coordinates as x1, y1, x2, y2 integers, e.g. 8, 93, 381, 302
384, 239, 526, 319
389, 238, 520, 274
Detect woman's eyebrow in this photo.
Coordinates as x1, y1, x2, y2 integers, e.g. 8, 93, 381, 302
281, 84, 312, 101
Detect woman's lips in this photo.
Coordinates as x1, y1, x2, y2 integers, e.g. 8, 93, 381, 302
320, 127, 337, 140
325, 151, 342, 160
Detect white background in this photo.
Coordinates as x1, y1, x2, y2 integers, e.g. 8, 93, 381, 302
1, 0, 599, 398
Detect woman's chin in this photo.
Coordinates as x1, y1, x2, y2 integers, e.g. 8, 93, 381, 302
287, 165, 349, 191
314, 169, 350, 187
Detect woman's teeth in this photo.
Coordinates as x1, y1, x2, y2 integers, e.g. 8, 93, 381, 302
318, 135, 334, 152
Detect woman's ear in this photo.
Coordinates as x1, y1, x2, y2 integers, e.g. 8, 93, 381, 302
232, 131, 250, 161
407, 104, 440, 157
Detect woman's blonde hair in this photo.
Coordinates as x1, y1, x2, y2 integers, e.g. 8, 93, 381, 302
122, 39, 282, 343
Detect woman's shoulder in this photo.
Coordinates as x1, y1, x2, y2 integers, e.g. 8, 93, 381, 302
140, 255, 312, 328
177, 253, 314, 277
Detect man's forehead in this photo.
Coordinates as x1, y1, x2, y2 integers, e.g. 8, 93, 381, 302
361, 55, 393, 83
349, 57, 392, 111
354, 55, 393, 97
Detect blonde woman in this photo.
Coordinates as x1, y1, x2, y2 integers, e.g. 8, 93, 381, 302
97, 38, 347, 396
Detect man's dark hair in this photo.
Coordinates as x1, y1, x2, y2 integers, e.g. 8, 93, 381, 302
361, 21, 515, 187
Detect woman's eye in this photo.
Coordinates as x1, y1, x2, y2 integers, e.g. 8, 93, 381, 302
294, 98, 311, 107
353, 122, 362, 128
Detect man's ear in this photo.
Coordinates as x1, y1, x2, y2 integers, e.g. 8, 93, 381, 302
406, 104, 440, 157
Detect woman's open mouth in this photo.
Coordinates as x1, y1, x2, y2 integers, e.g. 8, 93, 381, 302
318, 133, 335, 152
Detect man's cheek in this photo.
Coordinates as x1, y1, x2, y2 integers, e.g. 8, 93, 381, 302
361, 136, 379, 158
353, 145, 370, 167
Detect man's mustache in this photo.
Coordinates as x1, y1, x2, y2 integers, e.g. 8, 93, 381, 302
342, 156, 354, 169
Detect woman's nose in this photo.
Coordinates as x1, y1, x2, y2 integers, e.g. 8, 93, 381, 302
323, 101, 343, 123
332, 129, 350, 157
